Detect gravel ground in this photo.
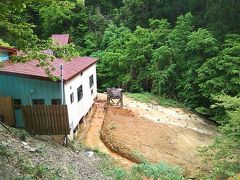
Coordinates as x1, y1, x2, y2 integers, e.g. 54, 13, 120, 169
0, 125, 111, 180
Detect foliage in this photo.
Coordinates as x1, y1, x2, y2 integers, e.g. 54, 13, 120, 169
0, 144, 14, 162
1, 1, 240, 178
39, 1, 75, 37
0, 142, 60, 179
197, 34, 240, 119
0, 39, 12, 47
17, 158, 61, 179
130, 162, 184, 180
13, 42, 79, 81
99, 154, 184, 180
200, 95, 240, 179
126, 93, 185, 108
0, 0, 38, 49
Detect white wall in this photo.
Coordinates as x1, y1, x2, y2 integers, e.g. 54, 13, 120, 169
64, 64, 97, 131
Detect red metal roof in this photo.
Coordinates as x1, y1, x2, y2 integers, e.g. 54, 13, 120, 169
0, 57, 97, 81
51, 34, 70, 46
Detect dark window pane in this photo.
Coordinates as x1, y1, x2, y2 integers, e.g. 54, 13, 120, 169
51, 99, 61, 105
32, 99, 44, 105
14, 99, 22, 106
77, 85, 83, 102
70, 93, 74, 103
89, 75, 94, 88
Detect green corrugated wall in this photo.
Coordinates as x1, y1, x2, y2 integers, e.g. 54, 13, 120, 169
0, 74, 61, 127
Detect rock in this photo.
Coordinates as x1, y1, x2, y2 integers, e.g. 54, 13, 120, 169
22, 145, 31, 149
85, 151, 94, 157
187, 176, 196, 179
35, 146, 44, 153
29, 148, 36, 152
22, 141, 28, 146
1, 141, 9, 146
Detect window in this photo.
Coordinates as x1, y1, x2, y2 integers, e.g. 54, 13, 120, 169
89, 75, 94, 88
14, 99, 22, 109
70, 93, 74, 103
14, 99, 22, 106
51, 99, 61, 105
32, 99, 44, 105
77, 85, 83, 101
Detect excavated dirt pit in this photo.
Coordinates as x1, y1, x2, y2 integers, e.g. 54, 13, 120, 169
101, 107, 214, 176
83, 93, 217, 177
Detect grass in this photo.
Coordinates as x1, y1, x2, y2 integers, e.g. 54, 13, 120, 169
98, 151, 185, 180
126, 92, 186, 108
110, 122, 117, 130
0, 143, 61, 179
17, 159, 61, 179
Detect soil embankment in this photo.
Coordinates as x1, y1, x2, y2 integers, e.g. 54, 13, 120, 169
84, 93, 217, 176
101, 107, 213, 176
84, 100, 133, 168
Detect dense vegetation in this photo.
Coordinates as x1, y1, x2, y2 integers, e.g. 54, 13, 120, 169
0, 0, 239, 178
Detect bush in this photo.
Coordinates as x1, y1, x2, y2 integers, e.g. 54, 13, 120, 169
99, 154, 184, 180
199, 95, 240, 179
130, 162, 184, 180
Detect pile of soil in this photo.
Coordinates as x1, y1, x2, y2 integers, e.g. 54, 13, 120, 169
101, 107, 213, 176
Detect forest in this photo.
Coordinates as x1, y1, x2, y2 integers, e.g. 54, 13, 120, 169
0, 0, 240, 178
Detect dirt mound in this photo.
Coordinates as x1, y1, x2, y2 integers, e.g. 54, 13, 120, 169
101, 107, 213, 176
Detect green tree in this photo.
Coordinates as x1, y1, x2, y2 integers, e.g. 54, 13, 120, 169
198, 34, 240, 119
179, 28, 218, 110
200, 95, 240, 179
39, 1, 75, 37
0, 0, 38, 49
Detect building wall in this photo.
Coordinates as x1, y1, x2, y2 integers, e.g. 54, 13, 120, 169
0, 63, 97, 130
0, 75, 61, 127
64, 63, 97, 131
0, 75, 61, 105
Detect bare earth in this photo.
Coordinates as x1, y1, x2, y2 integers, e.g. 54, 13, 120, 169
84, 101, 133, 168
85, 93, 217, 176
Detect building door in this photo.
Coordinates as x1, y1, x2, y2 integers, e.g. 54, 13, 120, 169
0, 96, 15, 126
13, 99, 25, 128
14, 108, 24, 128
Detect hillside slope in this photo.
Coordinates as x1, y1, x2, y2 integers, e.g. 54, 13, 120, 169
0, 124, 110, 180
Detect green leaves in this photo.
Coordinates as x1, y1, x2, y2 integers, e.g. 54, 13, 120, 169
200, 95, 240, 178
198, 34, 240, 99
39, 1, 75, 37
